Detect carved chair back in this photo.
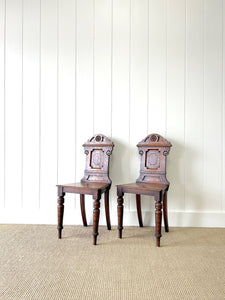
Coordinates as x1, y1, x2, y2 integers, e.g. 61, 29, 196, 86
136, 133, 172, 185
81, 134, 114, 184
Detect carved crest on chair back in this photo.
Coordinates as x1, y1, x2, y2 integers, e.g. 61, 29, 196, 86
136, 133, 172, 184
81, 134, 114, 184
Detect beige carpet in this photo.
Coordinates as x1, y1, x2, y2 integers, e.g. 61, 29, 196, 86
0, 225, 224, 300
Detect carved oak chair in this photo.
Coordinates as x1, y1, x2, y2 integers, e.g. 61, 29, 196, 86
57, 134, 114, 245
117, 133, 172, 247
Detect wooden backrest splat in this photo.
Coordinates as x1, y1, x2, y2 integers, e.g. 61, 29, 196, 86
81, 134, 114, 184
136, 133, 172, 185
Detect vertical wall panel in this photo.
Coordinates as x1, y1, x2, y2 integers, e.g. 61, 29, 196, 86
94, 0, 112, 136
185, 0, 204, 211
129, 0, 148, 213
93, 0, 113, 223
203, 0, 223, 211
40, 0, 57, 220
5, 0, 23, 209
146, 0, 167, 215
111, 0, 131, 213
76, 0, 94, 222
166, 0, 186, 212
148, 0, 167, 135
223, 0, 225, 211
0, 0, 5, 208
58, 0, 76, 219
22, 0, 40, 209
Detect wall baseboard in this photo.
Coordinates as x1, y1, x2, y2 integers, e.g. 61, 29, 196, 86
0, 208, 224, 228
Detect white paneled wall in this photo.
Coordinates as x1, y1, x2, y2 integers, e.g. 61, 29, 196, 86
0, 0, 224, 227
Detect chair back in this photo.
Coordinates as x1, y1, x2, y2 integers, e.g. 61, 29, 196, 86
81, 134, 114, 184
136, 133, 172, 185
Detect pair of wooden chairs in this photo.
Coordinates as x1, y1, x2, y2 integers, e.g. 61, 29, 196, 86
57, 133, 172, 247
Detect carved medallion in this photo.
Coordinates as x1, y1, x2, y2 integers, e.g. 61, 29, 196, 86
146, 149, 160, 169
90, 149, 103, 169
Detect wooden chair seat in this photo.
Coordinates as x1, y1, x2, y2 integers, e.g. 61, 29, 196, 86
117, 182, 168, 193
57, 134, 114, 245
116, 134, 172, 247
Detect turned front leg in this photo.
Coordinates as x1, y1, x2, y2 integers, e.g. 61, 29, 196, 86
155, 191, 163, 247
117, 190, 124, 239
57, 192, 65, 239
93, 195, 101, 245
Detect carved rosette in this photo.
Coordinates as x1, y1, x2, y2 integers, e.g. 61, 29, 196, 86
139, 150, 144, 156
163, 150, 170, 156
106, 150, 112, 156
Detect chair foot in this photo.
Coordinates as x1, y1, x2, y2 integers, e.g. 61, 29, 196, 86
93, 233, 98, 245
156, 238, 160, 247
58, 230, 62, 239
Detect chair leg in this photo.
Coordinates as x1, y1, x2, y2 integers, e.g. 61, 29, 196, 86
93, 195, 101, 245
104, 190, 111, 230
57, 194, 65, 239
117, 193, 124, 239
155, 191, 163, 247
136, 194, 143, 227
163, 191, 169, 232
80, 194, 87, 226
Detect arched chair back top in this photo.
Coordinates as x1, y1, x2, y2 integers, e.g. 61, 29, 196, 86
136, 133, 172, 185
81, 134, 114, 184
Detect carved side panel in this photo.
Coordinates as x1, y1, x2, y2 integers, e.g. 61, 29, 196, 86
90, 149, 104, 169
145, 149, 160, 170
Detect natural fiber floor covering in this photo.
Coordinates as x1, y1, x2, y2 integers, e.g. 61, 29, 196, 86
0, 225, 224, 300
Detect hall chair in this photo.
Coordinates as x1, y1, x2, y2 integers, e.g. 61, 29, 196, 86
117, 133, 172, 247
57, 134, 114, 245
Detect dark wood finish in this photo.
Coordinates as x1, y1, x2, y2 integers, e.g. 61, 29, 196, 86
80, 194, 87, 227
163, 190, 169, 232
136, 194, 143, 227
104, 190, 111, 230
117, 189, 124, 239
56, 134, 114, 245
82, 134, 114, 184
155, 191, 163, 247
116, 134, 172, 247
57, 194, 64, 239
136, 133, 171, 184
93, 193, 101, 245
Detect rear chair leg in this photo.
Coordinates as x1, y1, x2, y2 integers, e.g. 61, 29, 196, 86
163, 191, 169, 232
136, 194, 143, 227
80, 194, 87, 226
104, 190, 111, 230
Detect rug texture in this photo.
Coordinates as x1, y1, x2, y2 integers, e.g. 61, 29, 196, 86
0, 225, 225, 299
